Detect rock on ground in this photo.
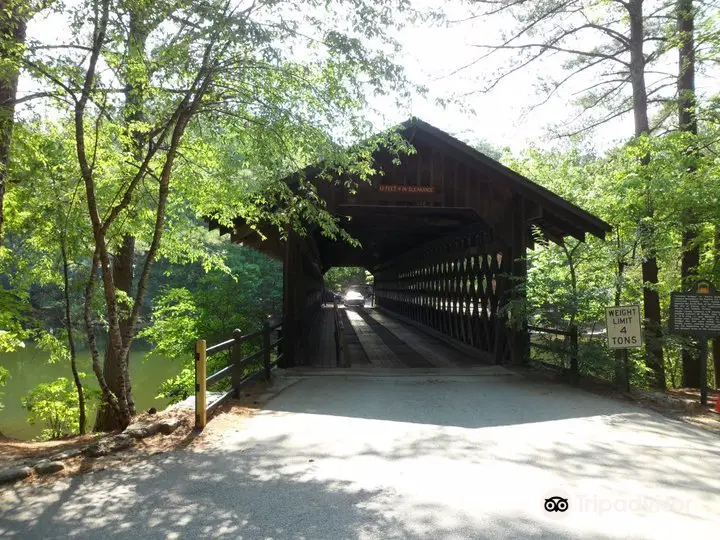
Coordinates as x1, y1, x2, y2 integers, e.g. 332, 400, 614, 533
83, 434, 134, 458
158, 418, 183, 435
33, 461, 65, 475
124, 421, 161, 440
50, 448, 83, 461
0, 466, 32, 485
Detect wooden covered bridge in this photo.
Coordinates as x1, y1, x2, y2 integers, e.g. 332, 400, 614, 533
208, 118, 610, 373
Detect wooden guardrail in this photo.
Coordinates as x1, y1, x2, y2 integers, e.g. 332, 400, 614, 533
528, 324, 579, 383
195, 319, 283, 429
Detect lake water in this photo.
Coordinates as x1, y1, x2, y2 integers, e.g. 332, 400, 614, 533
0, 342, 181, 440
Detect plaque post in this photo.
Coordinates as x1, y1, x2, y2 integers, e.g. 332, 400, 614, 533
669, 279, 718, 407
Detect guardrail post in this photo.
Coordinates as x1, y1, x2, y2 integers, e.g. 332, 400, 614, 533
231, 329, 243, 398
263, 318, 272, 380
195, 339, 207, 429
569, 325, 579, 384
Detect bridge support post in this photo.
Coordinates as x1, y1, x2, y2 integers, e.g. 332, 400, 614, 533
509, 196, 530, 365
281, 230, 297, 368
281, 229, 324, 368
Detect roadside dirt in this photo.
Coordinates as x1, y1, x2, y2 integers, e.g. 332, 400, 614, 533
0, 433, 102, 463
515, 364, 720, 435
0, 380, 273, 486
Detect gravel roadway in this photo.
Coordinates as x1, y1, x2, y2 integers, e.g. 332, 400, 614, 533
2, 367, 719, 539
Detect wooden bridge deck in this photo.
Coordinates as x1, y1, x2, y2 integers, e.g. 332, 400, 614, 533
308, 305, 487, 368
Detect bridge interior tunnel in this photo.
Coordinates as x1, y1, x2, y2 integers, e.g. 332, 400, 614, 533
317, 206, 510, 365
210, 118, 610, 368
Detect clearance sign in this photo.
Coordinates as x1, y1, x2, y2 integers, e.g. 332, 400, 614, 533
605, 305, 642, 349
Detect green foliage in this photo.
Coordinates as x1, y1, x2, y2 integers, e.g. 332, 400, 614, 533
35, 331, 71, 365
138, 288, 199, 361
156, 352, 229, 405
140, 243, 282, 402
21, 375, 98, 440
156, 363, 196, 404
0, 287, 30, 352
0, 366, 8, 411
511, 126, 720, 388
324, 266, 370, 292
1, 0, 425, 426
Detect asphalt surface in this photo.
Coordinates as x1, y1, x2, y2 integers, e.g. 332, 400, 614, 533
2, 368, 719, 539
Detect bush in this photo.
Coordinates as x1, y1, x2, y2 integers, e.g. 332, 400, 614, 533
157, 349, 232, 405
21, 376, 97, 440
0, 366, 8, 411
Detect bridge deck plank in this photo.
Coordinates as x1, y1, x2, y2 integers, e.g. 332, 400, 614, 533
365, 309, 482, 367
344, 308, 404, 367
311, 304, 488, 369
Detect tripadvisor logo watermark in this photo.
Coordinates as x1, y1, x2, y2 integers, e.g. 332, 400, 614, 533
576, 494, 691, 515
543, 489, 690, 518
544, 496, 569, 513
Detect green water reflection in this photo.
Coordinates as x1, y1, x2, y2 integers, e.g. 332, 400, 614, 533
0, 342, 180, 440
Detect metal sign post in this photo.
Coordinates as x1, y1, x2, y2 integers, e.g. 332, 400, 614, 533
669, 280, 720, 407
605, 305, 643, 392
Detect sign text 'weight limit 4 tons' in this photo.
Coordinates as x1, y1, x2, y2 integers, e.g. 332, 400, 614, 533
605, 305, 642, 349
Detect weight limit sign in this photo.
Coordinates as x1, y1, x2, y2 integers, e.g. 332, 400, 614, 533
605, 305, 643, 349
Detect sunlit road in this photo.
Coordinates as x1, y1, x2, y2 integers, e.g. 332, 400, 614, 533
2, 368, 719, 539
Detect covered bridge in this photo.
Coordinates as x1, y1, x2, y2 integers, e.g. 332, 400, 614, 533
209, 118, 610, 368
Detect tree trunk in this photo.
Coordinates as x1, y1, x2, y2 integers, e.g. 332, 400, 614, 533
94, 235, 135, 432
628, 0, 665, 389
680, 229, 700, 387
714, 225, 720, 388
61, 238, 86, 434
677, 0, 701, 389
94, 10, 150, 431
0, 2, 29, 246
614, 232, 627, 386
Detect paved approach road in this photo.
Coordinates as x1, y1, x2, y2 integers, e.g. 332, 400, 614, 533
2, 368, 719, 539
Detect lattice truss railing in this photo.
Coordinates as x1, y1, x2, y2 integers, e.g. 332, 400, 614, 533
374, 229, 509, 355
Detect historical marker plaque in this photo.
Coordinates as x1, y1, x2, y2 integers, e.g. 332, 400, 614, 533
669, 280, 720, 337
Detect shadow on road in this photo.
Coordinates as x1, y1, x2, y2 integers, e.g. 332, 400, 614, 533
2, 375, 719, 539
263, 374, 641, 429
1, 432, 622, 540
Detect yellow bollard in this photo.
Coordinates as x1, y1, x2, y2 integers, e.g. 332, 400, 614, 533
195, 339, 207, 429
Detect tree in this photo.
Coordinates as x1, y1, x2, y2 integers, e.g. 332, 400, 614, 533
456, 0, 686, 387
0, 366, 8, 412
23, 0, 419, 429
22, 375, 97, 440
6, 121, 92, 433
508, 122, 720, 387
140, 243, 283, 403
0, 1, 29, 246
0, 0, 52, 246
714, 227, 720, 387
676, 0, 701, 387
473, 139, 504, 160
94, 0, 151, 432
324, 266, 369, 292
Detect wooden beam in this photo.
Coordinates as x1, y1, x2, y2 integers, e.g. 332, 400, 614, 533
540, 209, 586, 242
509, 194, 529, 366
